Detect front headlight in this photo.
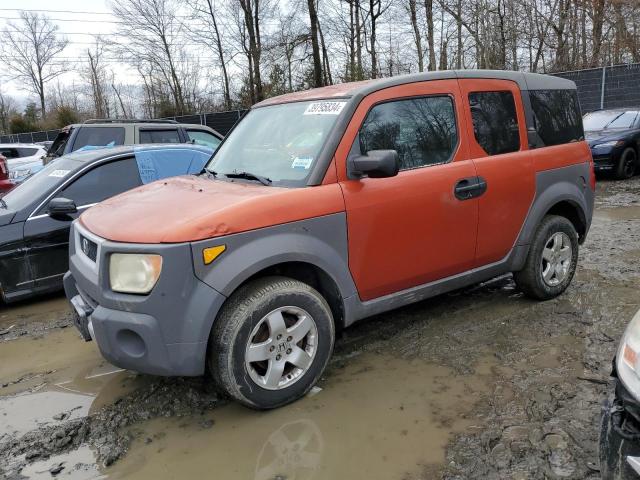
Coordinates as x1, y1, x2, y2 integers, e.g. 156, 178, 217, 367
616, 309, 640, 398
109, 253, 163, 294
594, 140, 624, 149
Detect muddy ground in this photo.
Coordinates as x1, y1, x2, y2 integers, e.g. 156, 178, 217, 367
1, 177, 639, 479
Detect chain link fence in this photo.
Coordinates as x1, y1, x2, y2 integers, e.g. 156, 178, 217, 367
553, 63, 640, 113
0, 109, 247, 144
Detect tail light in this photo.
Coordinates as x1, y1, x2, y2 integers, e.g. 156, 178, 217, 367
0, 155, 6, 176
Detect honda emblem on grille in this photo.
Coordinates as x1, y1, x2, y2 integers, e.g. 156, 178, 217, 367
82, 238, 90, 255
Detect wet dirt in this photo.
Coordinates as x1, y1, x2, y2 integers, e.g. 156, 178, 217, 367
0, 176, 639, 479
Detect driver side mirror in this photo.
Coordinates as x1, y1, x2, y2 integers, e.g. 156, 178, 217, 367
48, 197, 77, 217
348, 149, 400, 179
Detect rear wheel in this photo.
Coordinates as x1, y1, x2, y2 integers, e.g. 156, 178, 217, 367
513, 215, 579, 300
209, 276, 335, 409
615, 147, 637, 180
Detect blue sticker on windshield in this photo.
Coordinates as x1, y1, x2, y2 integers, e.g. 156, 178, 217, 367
291, 157, 313, 169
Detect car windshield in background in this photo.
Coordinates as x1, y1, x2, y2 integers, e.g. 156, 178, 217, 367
72, 127, 126, 152
205, 100, 346, 187
583, 110, 639, 131
1, 157, 81, 211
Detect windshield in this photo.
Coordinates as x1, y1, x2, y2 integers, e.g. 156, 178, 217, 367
1, 157, 81, 211
205, 100, 347, 187
583, 110, 639, 131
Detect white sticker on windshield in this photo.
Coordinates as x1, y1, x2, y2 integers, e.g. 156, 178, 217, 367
304, 101, 346, 115
49, 170, 70, 178
291, 157, 313, 169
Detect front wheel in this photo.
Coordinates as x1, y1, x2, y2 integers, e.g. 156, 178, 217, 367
513, 215, 579, 300
615, 147, 637, 180
209, 276, 335, 409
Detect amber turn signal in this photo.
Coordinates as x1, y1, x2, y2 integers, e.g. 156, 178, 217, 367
203, 245, 226, 265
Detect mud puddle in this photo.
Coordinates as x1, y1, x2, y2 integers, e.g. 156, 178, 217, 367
107, 353, 496, 480
0, 294, 71, 341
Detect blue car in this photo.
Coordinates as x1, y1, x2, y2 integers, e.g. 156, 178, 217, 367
0, 143, 214, 302
584, 109, 640, 180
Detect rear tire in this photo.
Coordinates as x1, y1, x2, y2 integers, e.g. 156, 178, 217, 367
615, 147, 637, 180
209, 276, 335, 409
513, 215, 579, 300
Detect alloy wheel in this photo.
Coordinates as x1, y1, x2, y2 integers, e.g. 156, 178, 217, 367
245, 306, 318, 390
541, 232, 573, 287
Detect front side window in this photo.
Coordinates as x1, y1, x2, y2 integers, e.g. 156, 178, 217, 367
187, 130, 222, 150
207, 100, 345, 186
72, 127, 125, 152
529, 90, 584, 146
58, 158, 141, 207
469, 91, 520, 155
139, 129, 181, 144
359, 96, 458, 170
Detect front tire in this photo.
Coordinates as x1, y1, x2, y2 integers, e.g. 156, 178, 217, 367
513, 215, 579, 300
615, 147, 637, 180
209, 276, 335, 409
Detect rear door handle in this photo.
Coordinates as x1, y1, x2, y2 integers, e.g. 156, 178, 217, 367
454, 176, 487, 201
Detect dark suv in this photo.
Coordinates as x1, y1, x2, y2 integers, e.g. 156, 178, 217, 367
45, 119, 223, 162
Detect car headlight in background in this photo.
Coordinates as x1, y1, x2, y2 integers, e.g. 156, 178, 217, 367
616, 309, 640, 398
109, 253, 163, 294
594, 140, 625, 149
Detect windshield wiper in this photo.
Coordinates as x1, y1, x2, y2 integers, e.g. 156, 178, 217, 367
0, 198, 6, 209
224, 171, 272, 186
198, 168, 217, 178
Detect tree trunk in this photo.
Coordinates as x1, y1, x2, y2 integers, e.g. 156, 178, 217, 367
206, 0, 231, 109
408, 0, 424, 72
425, 0, 436, 71
307, 0, 323, 87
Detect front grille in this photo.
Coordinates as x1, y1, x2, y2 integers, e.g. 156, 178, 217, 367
79, 235, 98, 262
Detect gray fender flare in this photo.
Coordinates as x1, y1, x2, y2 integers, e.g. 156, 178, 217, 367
191, 213, 357, 302
513, 164, 593, 269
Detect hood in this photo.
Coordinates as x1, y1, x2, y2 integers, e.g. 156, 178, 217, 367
0, 208, 16, 227
80, 176, 345, 243
585, 129, 632, 146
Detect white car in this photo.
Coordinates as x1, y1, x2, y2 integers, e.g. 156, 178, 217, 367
0, 144, 48, 184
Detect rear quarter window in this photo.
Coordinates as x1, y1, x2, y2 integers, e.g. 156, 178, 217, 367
529, 90, 584, 146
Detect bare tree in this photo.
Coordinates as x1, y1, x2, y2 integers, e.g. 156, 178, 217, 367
0, 12, 68, 119
110, 0, 189, 115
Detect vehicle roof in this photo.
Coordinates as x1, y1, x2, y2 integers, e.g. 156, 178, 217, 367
255, 70, 576, 107
57, 143, 214, 164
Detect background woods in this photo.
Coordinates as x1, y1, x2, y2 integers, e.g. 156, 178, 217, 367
0, 0, 639, 133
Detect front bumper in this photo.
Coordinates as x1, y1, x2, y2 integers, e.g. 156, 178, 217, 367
590, 146, 623, 172
64, 222, 227, 377
600, 373, 640, 479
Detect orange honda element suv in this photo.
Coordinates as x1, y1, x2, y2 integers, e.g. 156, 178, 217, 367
65, 71, 595, 409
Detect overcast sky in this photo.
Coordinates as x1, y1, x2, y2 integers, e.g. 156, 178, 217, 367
0, 0, 122, 106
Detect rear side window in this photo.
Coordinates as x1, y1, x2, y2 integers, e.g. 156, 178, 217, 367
186, 129, 221, 150
529, 90, 584, 146
72, 127, 125, 152
469, 91, 520, 155
59, 158, 141, 207
16, 147, 39, 157
139, 129, 181, 144
359, 96, 458, 170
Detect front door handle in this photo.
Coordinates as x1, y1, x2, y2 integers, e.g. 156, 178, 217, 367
454, 176, 487, 201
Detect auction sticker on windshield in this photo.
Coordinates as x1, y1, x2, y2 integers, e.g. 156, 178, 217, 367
304, 101, 347, 115
291, 157, 313, 169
